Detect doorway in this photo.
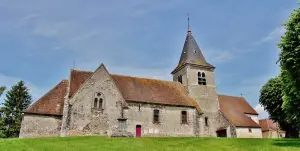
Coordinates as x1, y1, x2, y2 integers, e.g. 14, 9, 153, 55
136, 125, 141, 137
217, 129, 227, 137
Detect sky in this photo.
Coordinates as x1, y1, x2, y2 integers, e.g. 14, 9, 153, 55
0, 0, 298, 118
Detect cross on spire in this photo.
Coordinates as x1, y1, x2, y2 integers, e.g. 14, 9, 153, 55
187, 13, 191, 32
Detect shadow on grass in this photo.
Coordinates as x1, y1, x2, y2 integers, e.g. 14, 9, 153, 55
273, 139, 300, 148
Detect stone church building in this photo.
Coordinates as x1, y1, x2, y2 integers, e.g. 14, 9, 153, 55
19, 27, 262, 138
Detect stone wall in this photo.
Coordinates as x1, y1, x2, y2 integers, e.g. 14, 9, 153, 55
125, 102, 196, 137
19, 114, 61, 138
66, 65, 124, 136
236, 127, 262, 138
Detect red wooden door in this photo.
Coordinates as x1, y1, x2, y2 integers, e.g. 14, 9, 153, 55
136, 125, 141, 137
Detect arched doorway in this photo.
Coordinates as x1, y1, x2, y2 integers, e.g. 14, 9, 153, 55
136, 125, 141, 137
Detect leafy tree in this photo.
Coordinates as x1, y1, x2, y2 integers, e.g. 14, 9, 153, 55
278, 6, 300, 130
0, 86, 5, 97
259, 77, 299, 138
0, 81, 32, 138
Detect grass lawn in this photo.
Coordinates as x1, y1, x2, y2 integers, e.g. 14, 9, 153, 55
0, 137, 299, 151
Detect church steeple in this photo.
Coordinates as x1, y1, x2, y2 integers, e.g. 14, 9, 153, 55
171, 19, 214, 74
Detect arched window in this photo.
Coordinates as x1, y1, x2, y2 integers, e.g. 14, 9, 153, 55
198, 72, 207, 85
205, 117, 208, 126
178, 75, 182, 84
94, 98, 98, 108
93, 92, 104, 110
153, 109, 160, 124
181, 111, 187, 124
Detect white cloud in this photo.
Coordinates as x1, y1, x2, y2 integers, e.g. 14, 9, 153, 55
254, 26, 286, 45
0, 73, 47, 102
254, 104, 269, 119
213, 51, 234, 63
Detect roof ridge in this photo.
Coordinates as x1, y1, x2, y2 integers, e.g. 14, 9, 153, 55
71, 69, 93, 73
218, 94, 244, 98
111, 74, 180, 85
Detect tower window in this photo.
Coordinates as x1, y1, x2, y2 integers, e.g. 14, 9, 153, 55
178, 75, 182, 84
181, 111, 187, 124
205, 117, 208, 126
153, 109, 160, 124
198, 72, 207, 85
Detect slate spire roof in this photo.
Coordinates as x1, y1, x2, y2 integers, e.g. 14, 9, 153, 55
172, 29, 214, 74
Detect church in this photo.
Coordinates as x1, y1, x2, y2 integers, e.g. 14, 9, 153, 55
19, 26, 262, 138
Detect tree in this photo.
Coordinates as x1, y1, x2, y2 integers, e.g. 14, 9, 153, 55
0, 86, 5, 97
0, 81, 32, 138
278, 6, 300, 130
259, 77, 299, 138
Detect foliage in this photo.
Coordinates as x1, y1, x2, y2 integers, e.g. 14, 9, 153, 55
0, 86, 5, 97
0, 81, 32, 138
259, 77, 298, 137
278, 6, 300, 129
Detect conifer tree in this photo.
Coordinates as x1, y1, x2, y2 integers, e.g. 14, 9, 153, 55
0, 86, 5, 97
0, 81, 32, 138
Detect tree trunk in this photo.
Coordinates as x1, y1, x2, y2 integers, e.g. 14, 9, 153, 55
285, 125, 299, 138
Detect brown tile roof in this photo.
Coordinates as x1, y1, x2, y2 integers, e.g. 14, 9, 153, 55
69, 70, 93, 97
23, 80, 68, 116
218, 95, 260, 128
259, 119, 281, 132
69, 70, 201, 111
111, 74, 201, 111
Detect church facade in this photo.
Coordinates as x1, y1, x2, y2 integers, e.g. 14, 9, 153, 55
19, 28, 262, 138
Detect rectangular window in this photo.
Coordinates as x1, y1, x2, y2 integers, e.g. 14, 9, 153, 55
248, 128, 252, 133
153, 109, 160, 123
205, 117, 208, 126
181, 111, 187, 124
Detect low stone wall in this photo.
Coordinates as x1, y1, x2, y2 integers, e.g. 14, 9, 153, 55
19, 114, 62, 138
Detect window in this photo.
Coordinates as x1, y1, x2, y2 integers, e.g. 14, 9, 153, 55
198, 72, 207, 85
181, 111, 187, 124
248, 128, 252, 133
178, 75, 182, 84
93, 92, 104, 109
138, 104, 141, 111
153, 109, 160, 123
94, 98, 98, 108
205, 117, 208, 126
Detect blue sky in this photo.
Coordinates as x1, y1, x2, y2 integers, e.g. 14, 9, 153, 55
0, 0, 298, 118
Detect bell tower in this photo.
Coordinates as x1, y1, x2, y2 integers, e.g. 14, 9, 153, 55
171, 19, 219, 136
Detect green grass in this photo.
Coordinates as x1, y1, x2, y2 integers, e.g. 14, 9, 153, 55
0, 137, 299, 151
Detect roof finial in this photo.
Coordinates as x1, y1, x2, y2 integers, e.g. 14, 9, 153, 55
187, 13, 191, 32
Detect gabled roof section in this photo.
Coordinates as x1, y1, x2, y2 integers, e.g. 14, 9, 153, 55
218, 95, 260, 128
67, 69, 201, 112
69, 69, 93, 97
111, 74, 201, 112
259, 119, 281, 132
23, 80, 68, 116
172, 30, 214, 74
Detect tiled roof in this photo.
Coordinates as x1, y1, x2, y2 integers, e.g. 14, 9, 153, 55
259, 119, 281, 132
218, 95, 261, 128
69, 70, 93, 97
111, 74, 201, 111
24, 69, 201, 116
23, 80, 68, 116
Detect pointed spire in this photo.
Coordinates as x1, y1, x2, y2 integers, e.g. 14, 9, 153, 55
171, 19, 214, 74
